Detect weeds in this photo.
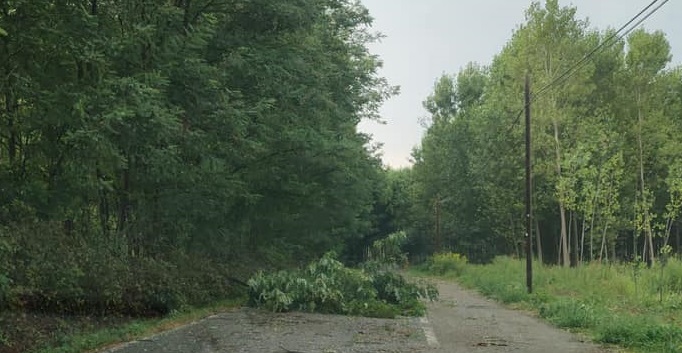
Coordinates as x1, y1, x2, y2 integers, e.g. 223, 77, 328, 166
424, 252, 468, 276
419, 254, 682, 353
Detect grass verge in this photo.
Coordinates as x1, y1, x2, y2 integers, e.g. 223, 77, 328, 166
0, 297, 245, 353
416, 255, 682, 353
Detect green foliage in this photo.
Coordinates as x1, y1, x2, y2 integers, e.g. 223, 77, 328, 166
429, 256, 530, 304
0, 0, 381, 350
538, 298, 598, 329
367, 231, 409, 268
247, 253, 437, 318
597, 318, 682, 353
0, 226, 14, 308
371, 271, 438, 316
406, 0, 682, 268
0, 0, 392, 327
424, 252, 468, 276
661, 258, 682, 293
2, 222, 239, 316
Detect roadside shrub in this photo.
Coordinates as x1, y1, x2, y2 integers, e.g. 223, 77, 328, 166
454, 257, 529, 304
171, 252, 240, 306
425, 252, 467, 276
6, 222, 239, 316
0, 225, 16, 309
597, 316, 682, 352
661, 258, 682, 293
248, 252, 438, 318
367, 231, 409, 268
539, 298, 597, 329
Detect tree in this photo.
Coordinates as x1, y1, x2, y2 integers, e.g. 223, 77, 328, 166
406, 0, 682, 267
0, 0, 396, 314
623, 29, 672, 266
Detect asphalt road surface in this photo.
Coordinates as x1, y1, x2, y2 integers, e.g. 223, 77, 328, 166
422, 279, 614, 353
100, 279, 614, 353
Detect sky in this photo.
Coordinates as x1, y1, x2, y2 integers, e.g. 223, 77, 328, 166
357, 0, 682, 168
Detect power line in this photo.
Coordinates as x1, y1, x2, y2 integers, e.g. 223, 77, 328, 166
472, 0, 669, 182
519, 0, 668, 272
533, 0, 668, 101
504, 0, 667, 135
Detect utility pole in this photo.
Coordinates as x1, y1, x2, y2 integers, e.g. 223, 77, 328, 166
525, 73, 533, 294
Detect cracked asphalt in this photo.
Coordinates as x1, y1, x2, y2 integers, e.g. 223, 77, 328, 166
99, 279, 615, 353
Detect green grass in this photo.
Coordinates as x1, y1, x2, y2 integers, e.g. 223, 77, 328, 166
417, 255, 682, 353
29, 297, 246, 353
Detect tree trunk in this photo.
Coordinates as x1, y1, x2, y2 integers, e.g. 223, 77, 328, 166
118, 166, 131, 240
580, 218, 587, 264
5, 91, 16, 164
587, 179, 602, 263
599, 221, 609, 262
571, 212, 578, 267
633, 189, 638, 261
568, 212, 572, 265
3, 32, 17, 166
637, 95, 654, 268
632, 227, 637, 261
664, 218, 673, 248
553, 119, 570, 267
675, 224, 682, 253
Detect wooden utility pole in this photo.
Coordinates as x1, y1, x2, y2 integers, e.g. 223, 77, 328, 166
525, 73, 533, 294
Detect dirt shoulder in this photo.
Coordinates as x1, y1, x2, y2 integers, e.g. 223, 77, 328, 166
424, 278, 617, 353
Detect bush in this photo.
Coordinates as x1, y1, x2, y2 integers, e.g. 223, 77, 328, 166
597, 316, 682, 352
247, 252, 438, 318
538, 298, 597, 329
661, 258, 682, 293
0, 226, 15, 309
367, 231, 409, 268
4, 222, 240, 316
425, 252, 468, 276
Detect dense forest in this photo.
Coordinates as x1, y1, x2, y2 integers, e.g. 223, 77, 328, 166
0, 0, 399, 315
404, 0, 682, 265
1, 0, 681, 329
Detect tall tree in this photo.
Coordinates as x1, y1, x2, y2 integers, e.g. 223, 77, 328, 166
623, 29, 672, 266
407, 0, 682, 266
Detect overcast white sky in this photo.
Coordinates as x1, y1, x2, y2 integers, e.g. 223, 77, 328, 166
358, 0, 682, 168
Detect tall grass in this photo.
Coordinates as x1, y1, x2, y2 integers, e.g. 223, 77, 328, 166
422, 255, 682, 353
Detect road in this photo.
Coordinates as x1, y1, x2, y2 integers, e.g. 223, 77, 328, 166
422, 279, 613, 353
100, 278, 614, 353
